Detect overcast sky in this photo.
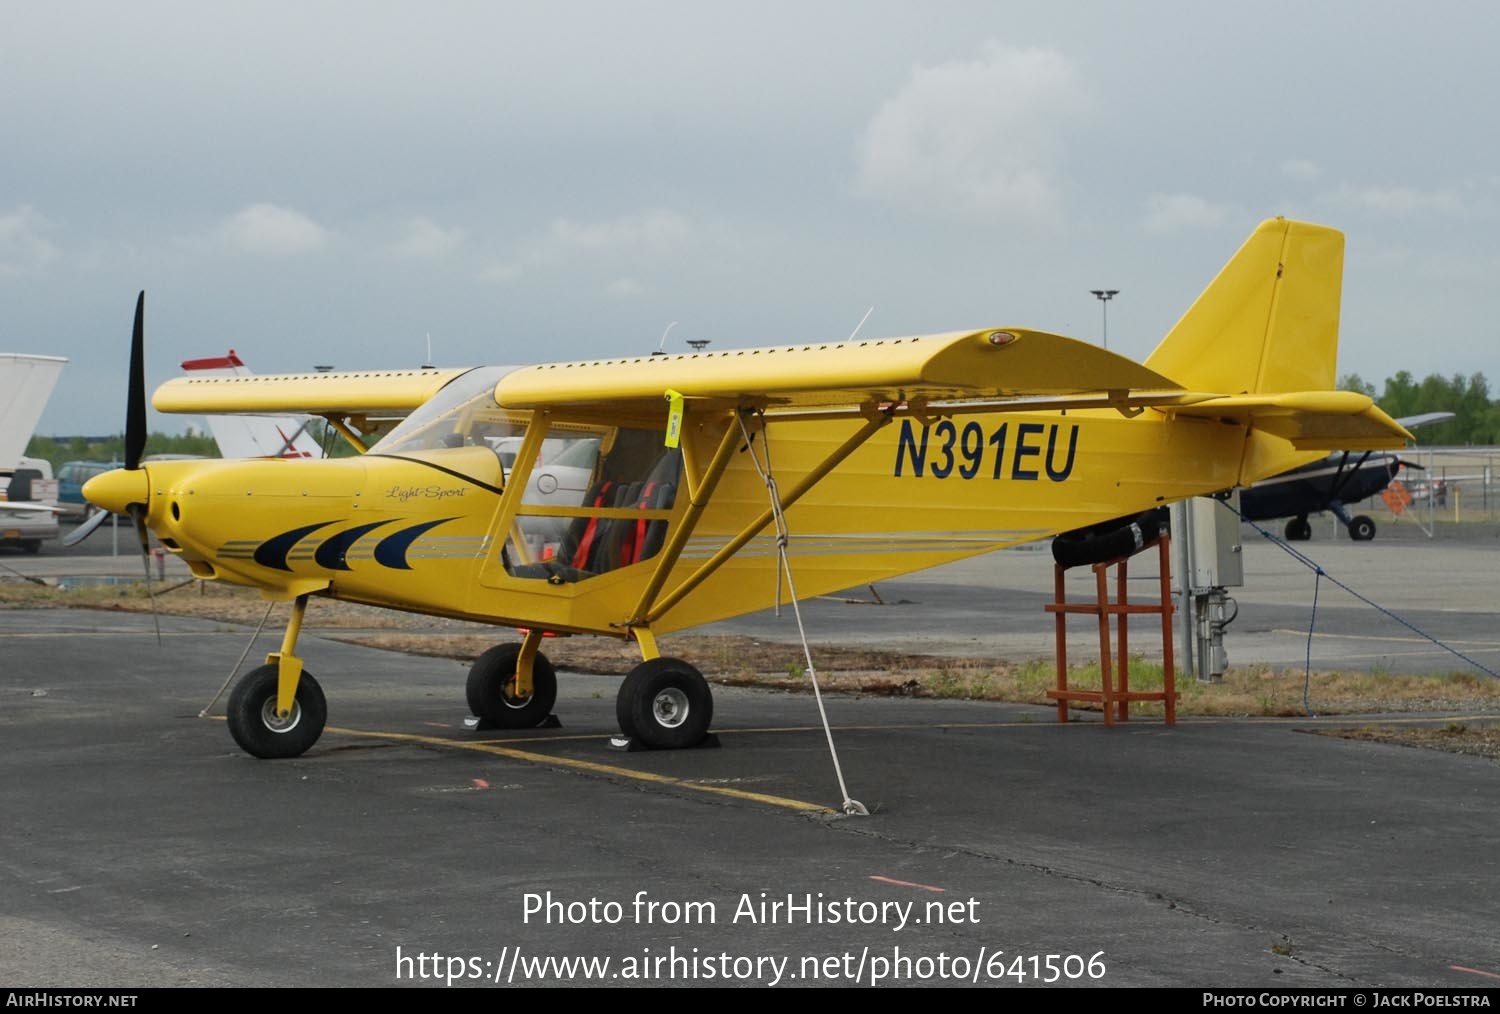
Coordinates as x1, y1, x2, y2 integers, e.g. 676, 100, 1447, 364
4, 0, 1498, 436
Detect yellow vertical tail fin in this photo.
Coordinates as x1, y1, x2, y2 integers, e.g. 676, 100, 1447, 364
1144, 218, 1343, 396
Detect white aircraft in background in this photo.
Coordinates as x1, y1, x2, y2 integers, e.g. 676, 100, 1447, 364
180, 350, 323, 459
0, 353, 68, 552
0, 353, 67, 472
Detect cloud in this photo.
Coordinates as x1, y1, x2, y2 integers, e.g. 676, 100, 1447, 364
1281, 159, 1321, 181
1142, 194, 1237, 233
476, 259, 520, 284
482, 209, 696, 282
546, 210, 693, 257
605, 277, 642, 297
0, 204, 60, 277
219, 203, 330, 255
854, 42, 1085, 223
1329, 184, 1465, 217
387, 216, 465, 260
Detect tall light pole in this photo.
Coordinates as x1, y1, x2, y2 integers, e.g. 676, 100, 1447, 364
1090, 288, 1119, 349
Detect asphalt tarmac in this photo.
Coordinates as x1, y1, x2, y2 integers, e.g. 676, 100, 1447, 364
2, 525, 1498, 989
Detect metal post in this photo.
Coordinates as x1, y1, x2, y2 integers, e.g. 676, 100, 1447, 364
1090, 289, 1119, 349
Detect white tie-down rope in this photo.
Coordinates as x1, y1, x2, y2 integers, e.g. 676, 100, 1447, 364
734, 411, 868, 817
199, 599, 277, 717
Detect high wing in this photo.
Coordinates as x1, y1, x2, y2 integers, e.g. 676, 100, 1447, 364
1396, 411, 1457, 430
495, 328, 1181, 413
154, 366, 469, 452
178, 351, 327, 459
492, 327, 1410, 466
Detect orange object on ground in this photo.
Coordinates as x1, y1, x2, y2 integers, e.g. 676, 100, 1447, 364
1044, 534, 1178, 726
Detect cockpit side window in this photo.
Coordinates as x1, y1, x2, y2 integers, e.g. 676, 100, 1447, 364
504, 426, 681, 582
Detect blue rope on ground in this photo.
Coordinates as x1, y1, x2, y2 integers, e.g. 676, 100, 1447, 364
1305, 571, 1321, 717
1230, 508, 1500, 705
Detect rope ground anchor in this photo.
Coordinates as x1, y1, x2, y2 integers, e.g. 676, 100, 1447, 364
737, 412, 868, 817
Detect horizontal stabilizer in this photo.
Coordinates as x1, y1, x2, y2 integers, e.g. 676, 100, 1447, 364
1169, 391, 1412, 450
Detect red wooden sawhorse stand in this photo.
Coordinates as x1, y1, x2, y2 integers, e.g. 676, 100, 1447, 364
1044, 533, 1178, 725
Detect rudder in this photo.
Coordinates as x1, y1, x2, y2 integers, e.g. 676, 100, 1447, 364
1144, 218, 1343, 397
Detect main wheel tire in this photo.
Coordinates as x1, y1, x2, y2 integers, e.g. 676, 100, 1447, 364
616, 658, 713, 750
1348, 515, 1376, 541
226, 664, 327, 759
1284, 517, 1313, 541
465, 643, 558, 728
1051, 507, 1169, 569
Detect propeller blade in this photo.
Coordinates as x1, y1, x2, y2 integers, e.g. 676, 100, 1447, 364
125, 291, 147, 471
129, 502, 162, 645
61, 508, 111, 547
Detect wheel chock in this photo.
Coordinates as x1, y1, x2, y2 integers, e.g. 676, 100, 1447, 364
608, 732, 721, 752
464, 714, 563, 732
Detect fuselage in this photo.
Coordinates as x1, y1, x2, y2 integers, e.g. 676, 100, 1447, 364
86, 369, 1308, 638
1240, 452, 1401, 521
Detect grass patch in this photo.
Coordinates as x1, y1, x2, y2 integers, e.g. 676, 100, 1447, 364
8, 579, 1500, 723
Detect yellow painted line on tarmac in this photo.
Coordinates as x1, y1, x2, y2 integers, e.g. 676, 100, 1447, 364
1272, 629, 1500, 648
322, 725, 836, 814
455, 720, 1079, 744
207, 709, 1497, 817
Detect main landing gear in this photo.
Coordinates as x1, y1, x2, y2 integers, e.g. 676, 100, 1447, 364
223, 599, 714, 758
1282, 508, 1376, 542
615, 657, 713, 750
465, 634, 714, 750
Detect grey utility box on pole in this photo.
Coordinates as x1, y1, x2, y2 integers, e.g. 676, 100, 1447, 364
1170, 495, 1243, 681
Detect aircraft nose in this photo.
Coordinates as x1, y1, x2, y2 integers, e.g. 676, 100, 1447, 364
83, 467, 149, 515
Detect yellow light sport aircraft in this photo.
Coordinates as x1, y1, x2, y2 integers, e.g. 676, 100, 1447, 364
81, 218, 1408, 759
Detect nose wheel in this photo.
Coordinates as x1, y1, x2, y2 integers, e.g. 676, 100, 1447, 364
226, 664, 327, 759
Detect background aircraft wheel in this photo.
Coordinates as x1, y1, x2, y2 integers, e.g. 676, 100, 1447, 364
226, 664, 327, 759
1284, 518, 1313, 541
466, 643, 557, 728
616, 658, 713, 749
1348, 515, 1376, 541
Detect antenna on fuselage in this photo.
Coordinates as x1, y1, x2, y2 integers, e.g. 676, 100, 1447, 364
653, 321, 678, 356
848, 306, 875, 341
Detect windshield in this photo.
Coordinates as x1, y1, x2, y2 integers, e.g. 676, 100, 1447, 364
370, 366, 522, 454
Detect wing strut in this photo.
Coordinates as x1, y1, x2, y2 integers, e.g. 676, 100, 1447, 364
626, 414, 745, 626
635, 406, 894, 626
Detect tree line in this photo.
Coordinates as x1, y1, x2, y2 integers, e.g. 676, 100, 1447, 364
1338, 371, 1499, 445
25, 432, 222, 472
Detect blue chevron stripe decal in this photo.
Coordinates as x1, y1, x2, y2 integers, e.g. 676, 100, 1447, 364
314, 519, 397, 571
373, 518, 457, 570
252, 521, 338, 572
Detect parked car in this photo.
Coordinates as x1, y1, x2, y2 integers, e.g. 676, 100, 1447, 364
1406, 478, 1448, 506
57, 460, 122, 519
1, 465, 61, 553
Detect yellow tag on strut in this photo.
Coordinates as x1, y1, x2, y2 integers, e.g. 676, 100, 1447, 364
664, 389, 684, 448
